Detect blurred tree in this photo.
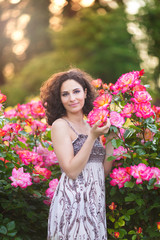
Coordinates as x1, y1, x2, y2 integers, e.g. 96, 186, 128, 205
2, 7, 141, 106
137, 0, 160, 101
0, 0, 52, 85
53, 7, 140, 83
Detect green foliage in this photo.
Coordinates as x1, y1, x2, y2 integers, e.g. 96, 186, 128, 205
1, 7, 141, 106
0, 104, 61, 239
137, 0, 160, 100
54, 7, 140, 83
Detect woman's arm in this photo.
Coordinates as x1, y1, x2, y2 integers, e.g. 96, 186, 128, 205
104, 132, 116, 176
51, 119, 110, 180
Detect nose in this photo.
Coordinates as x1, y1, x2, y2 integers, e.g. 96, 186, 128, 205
69, 93, 75, 101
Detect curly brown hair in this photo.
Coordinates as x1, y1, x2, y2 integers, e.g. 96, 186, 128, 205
40, 68, 96, 125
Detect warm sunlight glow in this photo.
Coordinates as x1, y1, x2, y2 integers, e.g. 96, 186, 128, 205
18, 14, 30, 29
125, 0, 145, 15
80, 0, 95, 8
10, 0, 21, 4
49, 16, 63, 31
99, 0, 111, 6
11, 30, 24, 41
3, 63, 15, 80
12, 39, 29, 56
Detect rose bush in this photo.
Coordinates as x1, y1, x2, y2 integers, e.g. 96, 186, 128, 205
0, 69, 160, 240
0, 95, 61, 240
88, 70, 160, 239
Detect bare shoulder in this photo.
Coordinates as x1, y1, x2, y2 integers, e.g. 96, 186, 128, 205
51, 118, 69, 137
52, 118, 68, 129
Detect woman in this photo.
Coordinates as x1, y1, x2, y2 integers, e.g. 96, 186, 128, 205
40, 68, 114, 240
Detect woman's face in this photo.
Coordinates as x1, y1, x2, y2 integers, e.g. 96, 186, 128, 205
60, 79, 87, 114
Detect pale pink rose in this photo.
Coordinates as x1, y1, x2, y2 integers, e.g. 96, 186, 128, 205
118, 128, 126, 141
130, 163, 153, 184
17, 150, 43, 165
91, 78, 102, 88
131, 91, 152, 103
29, 100, 45, 118
110, 111, 125, 128
134, 102, 154, 119
30, 120, 47, 135
113, 146, 127, 160
110, 167, 131, 188
150, 167, 160, 187
87, 108, 109, 127
2, 123, 23, 141
110, 82, 121, 95
132, 84, 146, 92
33, 165, 51, 181
9, 167, 32, 188
16, 103, 31, 118
33, 143, 58, 167
117, 71, 141, 93
4, 109, 17, 118
45, 178, 59, 201
152, 105, 160, 122
121, 103, 135, 118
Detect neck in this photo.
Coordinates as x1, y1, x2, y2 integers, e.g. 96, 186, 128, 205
65, 112, 84, 124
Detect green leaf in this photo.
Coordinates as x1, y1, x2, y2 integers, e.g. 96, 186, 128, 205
129, 125, 141, 131
117, 218, 125, 227
33, 190, 42, 198
136, 149, 146, 155
147, 123, 157, 133
111, 138, 123, 148
123, 153, 131, 158
107, 156, 117, 161
7, 231, 17, 237
125, 196, 135, 202
109, 125, 118, 133
109, 215, 115, 222
148, 178, 156, 186
124, 129, 135, 139
114, 222, 119, 228
6, 162, 15, 169
127, 209, 136, 215
132, 235, 137, 240
128, 230, 136, 235
136, 198, 145, 206
119, 228, 127, 237
0, 152, 7, 158
0, 226, 7, 235
124, 181, 134, 188
7, 221, 15, 231
124, 215, 130, 221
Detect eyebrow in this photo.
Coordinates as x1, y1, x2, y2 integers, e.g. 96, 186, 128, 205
61, 87, 81, 93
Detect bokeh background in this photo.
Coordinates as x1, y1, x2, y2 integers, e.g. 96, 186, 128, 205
0, 0, 160, 107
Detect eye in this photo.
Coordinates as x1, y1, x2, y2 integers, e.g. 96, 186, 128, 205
74, 89, 80, 94
61, 92, 68, 97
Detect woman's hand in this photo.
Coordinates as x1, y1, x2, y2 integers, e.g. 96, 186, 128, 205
90, 119, 111, 139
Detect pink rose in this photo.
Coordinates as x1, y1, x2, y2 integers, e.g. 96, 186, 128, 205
9, 167, 32, 188
131, 91, 152, 103
121, 103, 135, 118
110, 111, 125, 128
110, 167, 131, 188
134, 102, 154, 119
93, 93, 112, 109
130, 163, 153, 184
87, 108, 109, 127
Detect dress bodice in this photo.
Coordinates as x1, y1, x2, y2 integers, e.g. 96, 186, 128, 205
72, 134, 106, 163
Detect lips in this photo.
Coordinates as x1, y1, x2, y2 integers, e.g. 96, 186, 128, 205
69, 103, 78, 107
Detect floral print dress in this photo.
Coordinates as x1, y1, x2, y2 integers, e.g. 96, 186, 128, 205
47, 121, 107, 240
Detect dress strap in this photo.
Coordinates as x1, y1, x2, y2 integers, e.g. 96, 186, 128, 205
63, 119, 79, 136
